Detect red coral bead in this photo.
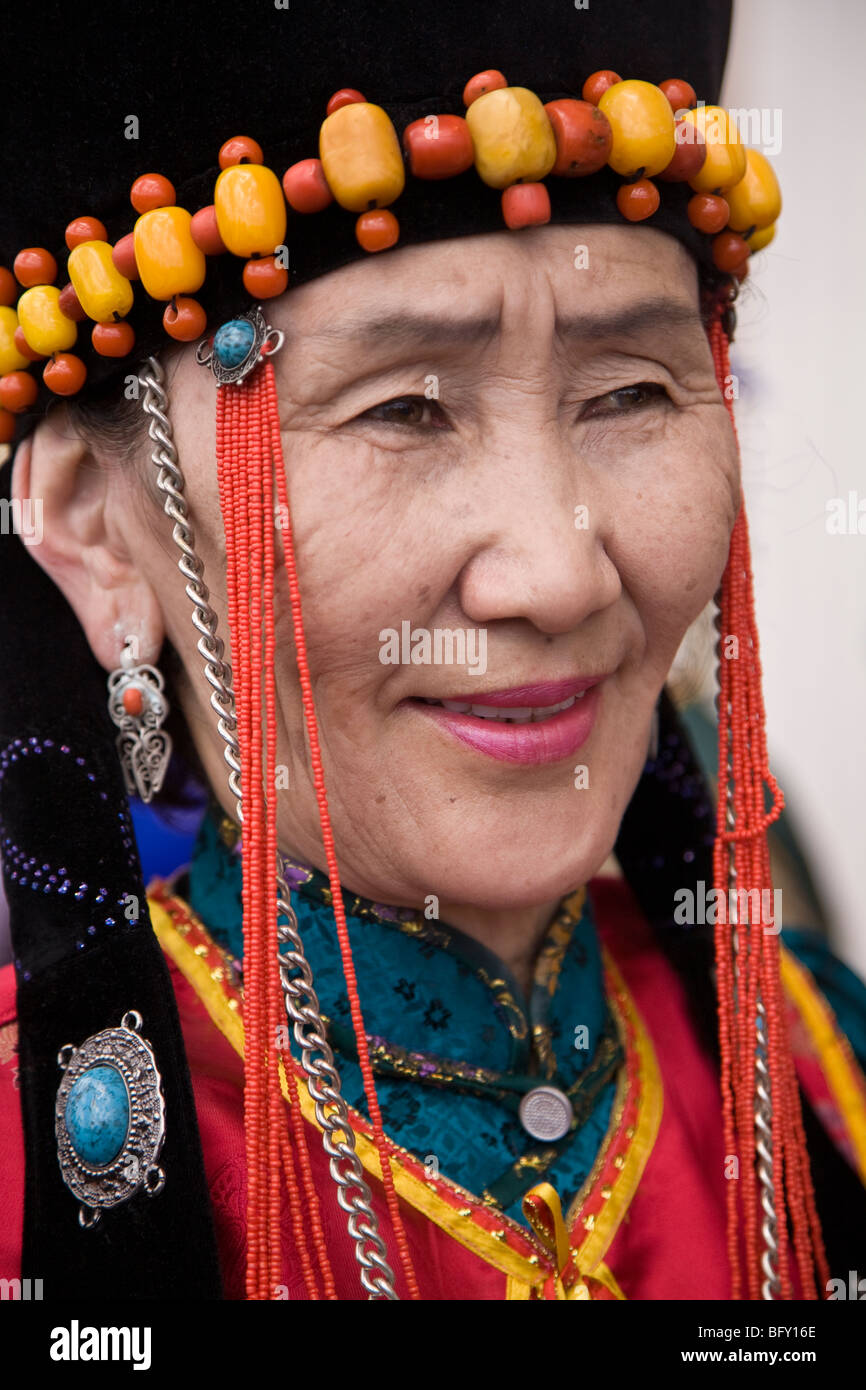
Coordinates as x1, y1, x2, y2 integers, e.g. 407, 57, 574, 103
659, 79, 697, 113
326, 88, 366, 115
0, 371, 37, 412
713, 231, 751, 272
13, 327, 45, 361
657, 122, 706, 182
0, 267, 16, 306
544, 99, 612, 176
130, 174, 176, 214
616, 178, 660, 222
282, 159, 334, 212
122, 686, 144, 716
190, 206, 228, 254
58, 283, 87, 322
402, 115, 474, 179
65, 216, 108, 250
218, 136, 264, 169
463, 70, 507, 107
582, 70, 622, 106
111, 233, 139, 280
688, 193, 730, 233
501, 182, 551, 229
163, 297, 207, 341
0, 409, 15, 443
92, 321, 136, 357
14, 248, 58, 288
43, 353, 87, 396
355, 210, 399, 252
242, 256, 289, 299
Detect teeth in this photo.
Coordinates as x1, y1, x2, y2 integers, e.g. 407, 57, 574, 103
429, 693, 583, 723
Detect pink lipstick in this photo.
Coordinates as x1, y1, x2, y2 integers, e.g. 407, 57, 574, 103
407, 676, 605, 765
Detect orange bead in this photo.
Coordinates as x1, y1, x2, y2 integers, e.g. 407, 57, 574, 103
242, 255, 289, 298
732, 259, 750, 282
65, 216, 108, 250
616, 177, 660, 222
92, 321, 136, 356
657, 122, 706, 182
162, 296, 207, 341
712, 230, 750, 272
0, 371, 37, 412
326, 88, 366, 115
0, 267, 16, 306
688, 193, 729, 233
0, 409, 15, 444
190, 205, 228, 254
501, 182, 550, 229
130, 173, 176, 214
57, 283, 87, 322
282, 158, 334, 211
463, 70, 507, 107
582, 70, 621, 105
544, 99, 612, 176
355, 209, 399, 252
402, 115, 474, 179
13, 326, 45, 361
218, 135, 264, 169
122, 686, 144, 716
659, 79, 696, 113
14, 248, 58, 288
111, 233, 140, 280
43, 353, 87, 396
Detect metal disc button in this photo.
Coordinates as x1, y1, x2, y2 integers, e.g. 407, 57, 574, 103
518, 1085, 574, 1142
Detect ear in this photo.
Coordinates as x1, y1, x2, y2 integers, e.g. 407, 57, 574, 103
12, 412, 165, 673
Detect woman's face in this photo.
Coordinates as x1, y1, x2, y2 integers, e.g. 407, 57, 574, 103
35, 223, 741, 915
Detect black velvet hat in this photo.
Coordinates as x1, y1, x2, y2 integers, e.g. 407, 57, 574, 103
1, 0, 733, 427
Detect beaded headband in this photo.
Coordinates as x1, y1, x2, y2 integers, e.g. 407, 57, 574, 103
0, 66, 780, 440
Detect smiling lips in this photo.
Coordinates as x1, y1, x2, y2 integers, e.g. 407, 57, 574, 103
410, 677, 605, 765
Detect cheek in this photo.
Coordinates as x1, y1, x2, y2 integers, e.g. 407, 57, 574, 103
610, 406, 738, 650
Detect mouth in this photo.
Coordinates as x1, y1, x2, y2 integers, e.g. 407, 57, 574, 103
405, 677, 606, 765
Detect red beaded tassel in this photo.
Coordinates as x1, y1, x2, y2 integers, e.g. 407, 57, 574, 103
217, 373, 332, 1301
217, 354, 420, 1301
709, 304, 829, 1301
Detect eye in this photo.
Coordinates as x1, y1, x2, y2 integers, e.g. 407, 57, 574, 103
580, 381, 670, 420
355, 395, 450, 429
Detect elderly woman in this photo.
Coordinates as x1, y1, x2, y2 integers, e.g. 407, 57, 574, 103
0, 0, 864, 1304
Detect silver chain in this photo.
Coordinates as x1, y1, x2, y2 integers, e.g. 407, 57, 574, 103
714, 595, 779, 1297
139, 354, 399, 1299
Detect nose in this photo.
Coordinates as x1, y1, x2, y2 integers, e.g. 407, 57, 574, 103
455, 424, 621, 637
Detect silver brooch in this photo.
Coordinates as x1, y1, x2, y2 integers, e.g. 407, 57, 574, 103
195, 304, 285, 385
55, 1010, 166, 1228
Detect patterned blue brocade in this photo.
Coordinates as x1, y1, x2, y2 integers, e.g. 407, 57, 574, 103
188, 807, 619, 1224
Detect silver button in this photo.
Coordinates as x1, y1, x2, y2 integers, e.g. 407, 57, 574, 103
518, 1086, 574, 1142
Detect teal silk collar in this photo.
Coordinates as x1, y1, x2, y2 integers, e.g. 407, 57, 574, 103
186, 803, 621, 1217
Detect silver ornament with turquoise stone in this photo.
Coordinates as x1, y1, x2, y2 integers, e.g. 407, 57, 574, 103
195, 303, 285, 385
55, 1011, 166, 1228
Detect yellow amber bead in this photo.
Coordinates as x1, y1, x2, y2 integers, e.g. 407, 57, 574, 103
598, 80, 676, 178
465, 86, 555, 189
748, 221, 777, 253
133, 207, 206, 301
319, 102, 406, 211
0, 306, 30, 374
17, 285, 78, 356
68, 240, 134, 321
682, 106, 747, 192
214, 164, 287, 257
724, 149, 782, 232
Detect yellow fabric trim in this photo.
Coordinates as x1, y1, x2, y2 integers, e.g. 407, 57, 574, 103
148, 892, 660, 1293
149, 897, 245, 1059
780, 946, 866, 1183
592, 1259, 627, 1301
574, 951, 664, 1272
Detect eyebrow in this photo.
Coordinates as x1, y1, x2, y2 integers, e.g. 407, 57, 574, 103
305, 297, 702, 350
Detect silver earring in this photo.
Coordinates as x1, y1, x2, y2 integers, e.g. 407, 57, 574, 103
107, 645, 172, 804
